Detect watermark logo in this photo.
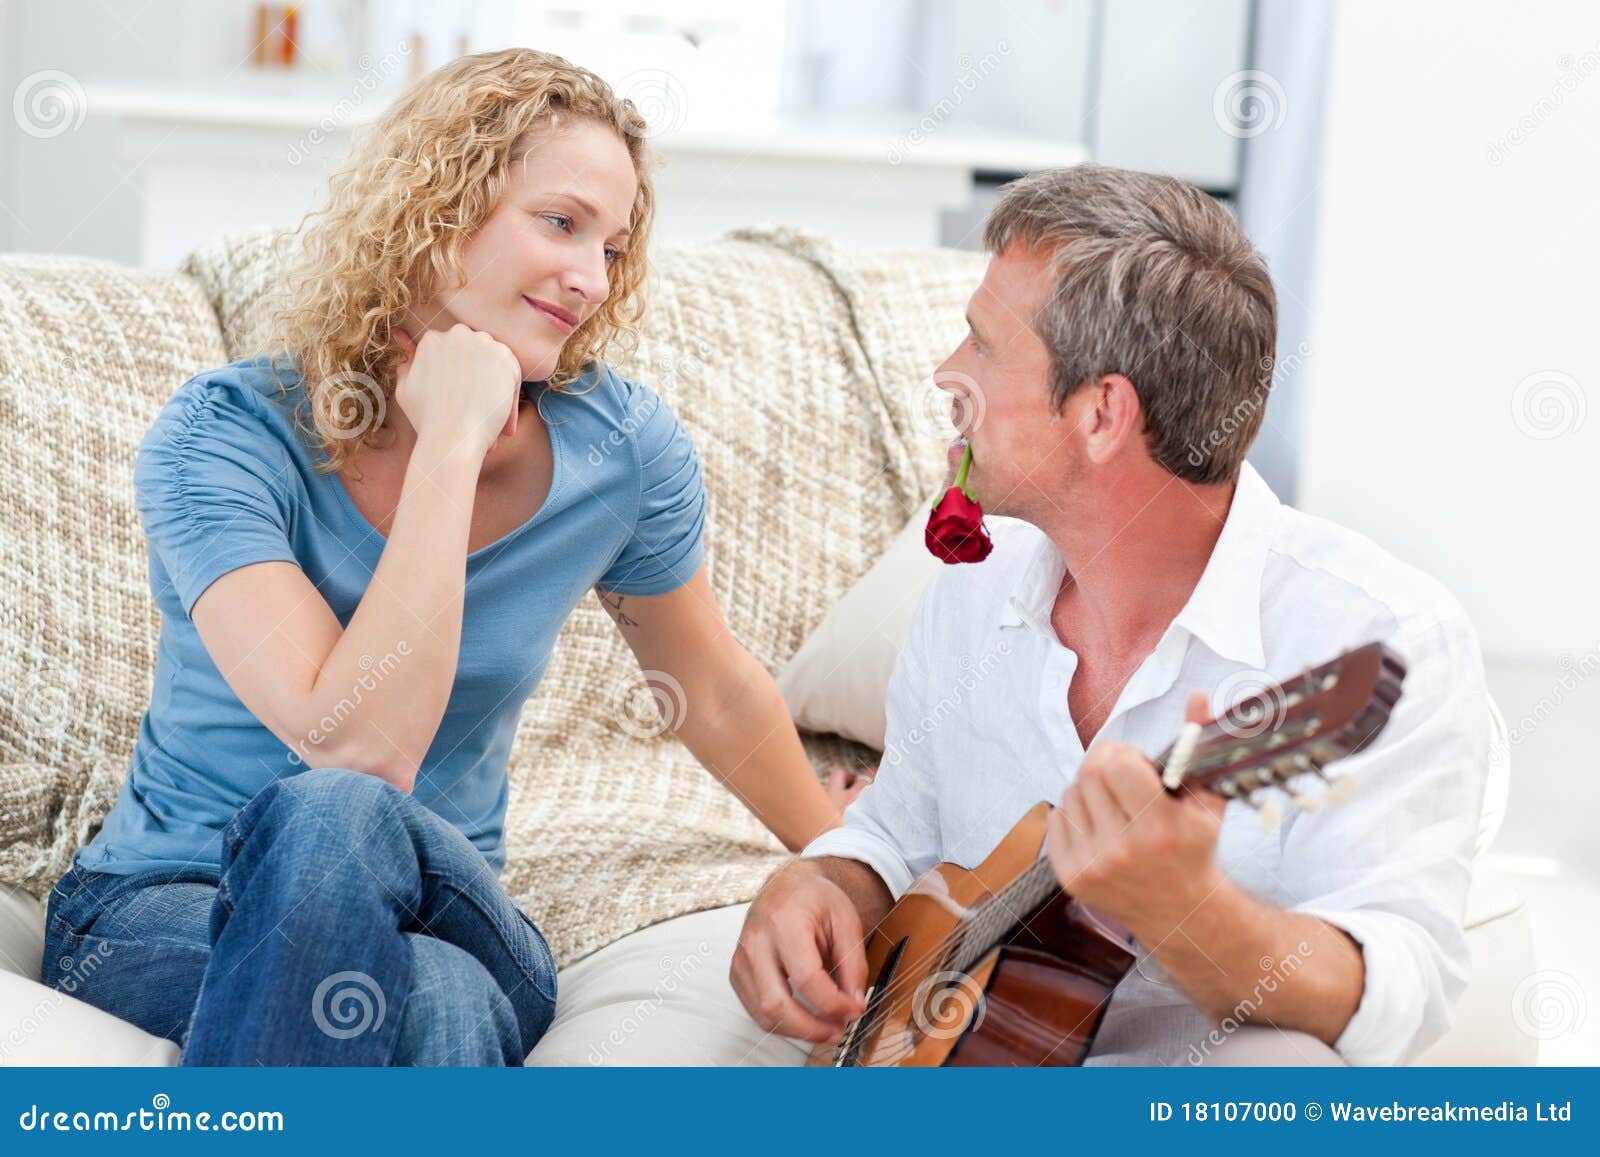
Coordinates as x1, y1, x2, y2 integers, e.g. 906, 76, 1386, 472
311, 970, 387, 1039
1210, 668, 1290, 741
613, 669, 688, 740
911, 970, 987, 1040
1510, 369, 1586, 440
313, 370, 388, 441
1213, 70, 1287, 140
1511, 969, 1587, 1042
907, 368, 986, 442
614, 69, 689, 139
13, 70, 87, 139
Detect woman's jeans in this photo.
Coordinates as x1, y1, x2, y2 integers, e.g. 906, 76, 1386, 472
40, 768, 557, 1066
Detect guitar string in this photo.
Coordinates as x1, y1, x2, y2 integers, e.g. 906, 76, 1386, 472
836, 711, 1334, 1062
835, 661, 1373, 1062
837, 740, 1191, 1063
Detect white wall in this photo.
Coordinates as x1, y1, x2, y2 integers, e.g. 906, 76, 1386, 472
1299, 0, 1599, 663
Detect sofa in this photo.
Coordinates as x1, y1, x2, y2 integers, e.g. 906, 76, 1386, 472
0, 227, 1536, 1065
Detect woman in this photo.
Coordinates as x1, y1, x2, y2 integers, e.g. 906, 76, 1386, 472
40, 49, 859, 1066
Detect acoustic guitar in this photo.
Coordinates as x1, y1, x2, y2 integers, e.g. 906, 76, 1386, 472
812, 641, 1406, 1067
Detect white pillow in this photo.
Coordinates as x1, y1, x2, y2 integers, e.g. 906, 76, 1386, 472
777, 501, 941, 750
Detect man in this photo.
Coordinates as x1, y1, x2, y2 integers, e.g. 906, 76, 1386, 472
730, 164, 1490, 1066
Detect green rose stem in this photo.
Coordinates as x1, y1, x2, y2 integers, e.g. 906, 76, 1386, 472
955, 442, 974, 494
934, 443, 977, 510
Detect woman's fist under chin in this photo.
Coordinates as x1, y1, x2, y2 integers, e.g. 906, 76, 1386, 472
394, 323, 524, 462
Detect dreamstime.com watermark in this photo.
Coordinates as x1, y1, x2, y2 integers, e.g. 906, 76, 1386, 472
287, 643, 413, 767
1511, 968, 1588, 1042
613, 69, 690, 139
1503, 644, 1600, 749
585, 942, 711, 1064
312, 970, 387, 1039
287, 42, 413, 165
1486, 42, 1600, 166
1, 944, 114, 1062
880, 639, 1013, 772
1185, 940, 1314, 1064
587, 339, 713, 466
1185, 341, 1307, 472
612, 668, 689, 740
888, 42, 1012, 165
4, 663, 76, 744
16, 1094, 283, 1133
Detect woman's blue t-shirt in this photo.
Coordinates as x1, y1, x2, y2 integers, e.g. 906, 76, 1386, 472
75, 355, 705, 879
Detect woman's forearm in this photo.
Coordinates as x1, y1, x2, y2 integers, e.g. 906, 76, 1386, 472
299, 435, 480, 788
675, 659, 842, 852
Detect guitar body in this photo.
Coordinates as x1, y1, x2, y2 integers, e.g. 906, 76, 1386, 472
809, 643, 1405, 1069
811, 803, 1136, 1067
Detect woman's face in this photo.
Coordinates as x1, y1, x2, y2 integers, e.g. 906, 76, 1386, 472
411, 118, 639, 382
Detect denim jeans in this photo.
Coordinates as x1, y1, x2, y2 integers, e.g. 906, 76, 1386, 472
42, 767, 557, 1066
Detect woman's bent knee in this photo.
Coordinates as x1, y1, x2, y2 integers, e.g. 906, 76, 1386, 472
394, 934, 525, 1066
258, 767, 400, 812
229, 768, 410, 864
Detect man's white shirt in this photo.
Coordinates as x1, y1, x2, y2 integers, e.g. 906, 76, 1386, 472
801, 462, 1491, 1066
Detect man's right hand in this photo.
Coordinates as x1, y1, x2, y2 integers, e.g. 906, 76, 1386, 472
730, 860, 870, 1044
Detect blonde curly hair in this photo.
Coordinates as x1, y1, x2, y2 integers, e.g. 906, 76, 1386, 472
263, 48, 655, 474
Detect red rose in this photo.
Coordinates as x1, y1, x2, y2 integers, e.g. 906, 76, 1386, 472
924, 444, 992, 564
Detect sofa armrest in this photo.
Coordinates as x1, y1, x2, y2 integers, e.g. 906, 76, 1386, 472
0, 884, 43, 983
1412, 864, 1538, 1065
0, 970, 179, 1065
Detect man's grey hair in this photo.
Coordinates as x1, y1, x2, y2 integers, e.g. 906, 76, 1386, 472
982, 163, 1277, 484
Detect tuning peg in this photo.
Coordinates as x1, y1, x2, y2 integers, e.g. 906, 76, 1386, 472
1291, 790, 1322, 813
1254, 794, 1284, 833
1277, 778, 1321, 812
1324, 775, 1359, 809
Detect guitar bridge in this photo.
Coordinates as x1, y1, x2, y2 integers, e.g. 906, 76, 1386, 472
833, 936, 907, 1067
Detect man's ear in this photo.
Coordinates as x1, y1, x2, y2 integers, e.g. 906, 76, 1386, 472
1081, 373, 1143, 465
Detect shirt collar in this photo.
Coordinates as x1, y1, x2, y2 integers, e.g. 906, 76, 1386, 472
997, 462, 1277, 669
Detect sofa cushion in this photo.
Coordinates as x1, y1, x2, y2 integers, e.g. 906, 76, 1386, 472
778, 493, 941, 748
530, 875, 1538, 1067
0, 256, 227, 897
0, 970, 179, 1066
525, 902, 808, 1067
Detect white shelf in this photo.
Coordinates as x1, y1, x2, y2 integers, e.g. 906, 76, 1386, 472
85, 82, 1087, 173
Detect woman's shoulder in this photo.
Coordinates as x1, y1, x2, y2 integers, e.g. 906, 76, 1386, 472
544, 361, 688, 464
546, 360, 661, 420
139, 356, 308, 475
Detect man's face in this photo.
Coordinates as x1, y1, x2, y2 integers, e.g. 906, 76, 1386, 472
934, 243, 1076, 520
419, 118, 638, 382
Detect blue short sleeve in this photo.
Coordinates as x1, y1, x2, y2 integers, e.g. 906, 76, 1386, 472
597, 377, 706, 596
134, 378, 299, 618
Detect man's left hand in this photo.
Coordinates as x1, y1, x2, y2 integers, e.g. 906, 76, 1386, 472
1045, 691, 1229, 942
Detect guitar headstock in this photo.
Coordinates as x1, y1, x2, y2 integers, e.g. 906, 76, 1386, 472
1157, 642, 1406, 813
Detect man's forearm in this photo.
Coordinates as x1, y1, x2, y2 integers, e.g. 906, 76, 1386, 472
790, 855, 894, 934
1135, 876, 1365, 1047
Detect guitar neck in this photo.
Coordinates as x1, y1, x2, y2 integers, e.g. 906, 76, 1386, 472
944, 642, 1406, 973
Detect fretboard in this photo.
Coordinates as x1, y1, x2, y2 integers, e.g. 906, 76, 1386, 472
946, 856, 1061, 975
